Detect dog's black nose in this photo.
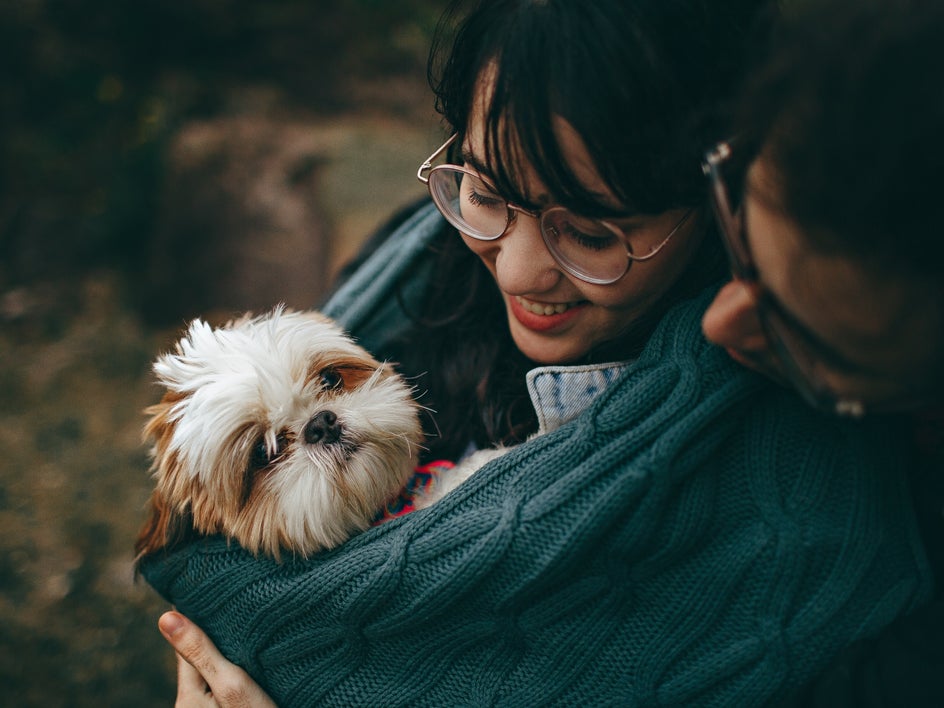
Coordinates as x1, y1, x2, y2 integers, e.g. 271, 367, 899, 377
304, 410, 342, 445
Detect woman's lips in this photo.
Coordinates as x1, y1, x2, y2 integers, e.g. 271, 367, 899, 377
508, 295, 587, 332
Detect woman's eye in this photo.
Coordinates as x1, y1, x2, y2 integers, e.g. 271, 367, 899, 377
462, 174, 504, 209
466, 190, 485, 206
560, 222, 619, 251
466, 189, 503, 207
319, 367, 344, 390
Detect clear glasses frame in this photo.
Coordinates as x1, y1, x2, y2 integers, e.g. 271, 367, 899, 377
702, 139, 869, 417
418, 133, 692, 285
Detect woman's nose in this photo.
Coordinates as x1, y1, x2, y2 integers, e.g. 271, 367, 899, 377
492, 212, 562, 293
702, 279, 767, 352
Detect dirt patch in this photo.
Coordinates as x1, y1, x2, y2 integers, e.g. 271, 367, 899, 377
0, 1, 448, 701
0, 273, 178, 705
0, 111, 438, 705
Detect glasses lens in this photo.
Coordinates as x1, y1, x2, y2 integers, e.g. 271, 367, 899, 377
708, 169, 751, 280
759, 302, 840, 411
541, 208, 628, 284
428, 167, 507, 240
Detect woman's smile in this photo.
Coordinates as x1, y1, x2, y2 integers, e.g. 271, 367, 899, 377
509, 295, 588, 332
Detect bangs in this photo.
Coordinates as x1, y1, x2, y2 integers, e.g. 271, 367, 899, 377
478, 56, 630, 219
429, 0, 761, 216
433, 1, 650, 218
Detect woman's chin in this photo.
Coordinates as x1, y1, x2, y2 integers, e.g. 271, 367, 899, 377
508, 320, 591, 365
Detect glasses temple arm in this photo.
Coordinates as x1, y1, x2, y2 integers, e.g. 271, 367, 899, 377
417, 133, 459, 185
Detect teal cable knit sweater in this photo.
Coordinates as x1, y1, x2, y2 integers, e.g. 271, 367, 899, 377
141, 204, 931, 707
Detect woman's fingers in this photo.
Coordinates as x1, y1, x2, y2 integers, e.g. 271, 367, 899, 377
175, 654, 216, 707
159, 611, 277, 708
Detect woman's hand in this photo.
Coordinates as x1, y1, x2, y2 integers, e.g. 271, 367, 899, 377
159, 611, 277, 708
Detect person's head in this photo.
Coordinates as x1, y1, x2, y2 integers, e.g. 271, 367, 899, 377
701, 0, 944, 416
420, 0, 772, 364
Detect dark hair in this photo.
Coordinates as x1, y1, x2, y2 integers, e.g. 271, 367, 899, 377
389, 0, 773, 461
736, 0, 944, 279
432, 0, 774, 215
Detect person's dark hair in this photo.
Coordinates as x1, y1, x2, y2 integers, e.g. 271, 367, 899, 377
432, 0, 774, 216
736, 0, 944, 279
388, 0, 774, 461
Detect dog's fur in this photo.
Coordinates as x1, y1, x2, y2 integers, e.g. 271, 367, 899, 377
134, 308, 424, 562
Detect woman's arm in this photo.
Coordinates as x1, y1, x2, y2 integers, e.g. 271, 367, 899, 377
159, 612, 276, 708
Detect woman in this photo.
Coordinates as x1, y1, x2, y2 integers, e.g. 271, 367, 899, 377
141, 1, 930, 705
700, 0, 944, 704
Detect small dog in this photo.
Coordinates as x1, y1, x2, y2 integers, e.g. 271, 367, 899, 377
135, 308, 424, 561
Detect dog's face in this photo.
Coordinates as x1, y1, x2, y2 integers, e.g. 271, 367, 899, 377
135, 309, 422, 560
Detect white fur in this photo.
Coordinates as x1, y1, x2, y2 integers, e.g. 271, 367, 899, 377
413, 446, 508, 508
138, 307, 425, 559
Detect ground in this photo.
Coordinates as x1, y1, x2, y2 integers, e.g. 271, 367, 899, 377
1, 3, 447, 700
0, 108, 438, 705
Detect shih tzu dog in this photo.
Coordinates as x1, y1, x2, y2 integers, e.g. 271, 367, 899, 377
134, 308, 425, 562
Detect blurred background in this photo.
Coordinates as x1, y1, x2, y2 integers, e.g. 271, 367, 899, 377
0, 1, 447, 703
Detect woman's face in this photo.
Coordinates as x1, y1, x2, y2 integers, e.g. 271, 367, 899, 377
702, 155, 941, 409
459, 109, 702, 365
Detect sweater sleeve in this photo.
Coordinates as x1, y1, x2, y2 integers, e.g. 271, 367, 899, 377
140, 291, 931, 707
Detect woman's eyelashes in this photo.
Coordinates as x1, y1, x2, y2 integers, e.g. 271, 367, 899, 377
466, 188, 502, 208
464, 177, 504, 209
557, 222, 619, 251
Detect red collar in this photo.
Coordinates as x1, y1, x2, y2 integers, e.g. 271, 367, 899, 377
373, 460, 455, 524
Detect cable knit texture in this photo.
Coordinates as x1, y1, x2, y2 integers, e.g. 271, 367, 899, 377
141, 204, 931, 706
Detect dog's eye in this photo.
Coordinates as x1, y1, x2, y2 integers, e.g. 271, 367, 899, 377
248, 433, 289, 471
249, 438, 271, 470
319, 367, 344, 390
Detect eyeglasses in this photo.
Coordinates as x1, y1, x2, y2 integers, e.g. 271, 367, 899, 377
417, 134, 693, 285
702, 140, 871, 417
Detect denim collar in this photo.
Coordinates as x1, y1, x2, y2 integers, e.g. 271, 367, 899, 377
526, 361, 633, 435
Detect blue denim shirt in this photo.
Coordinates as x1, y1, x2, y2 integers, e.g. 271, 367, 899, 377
526, 361, 632, 434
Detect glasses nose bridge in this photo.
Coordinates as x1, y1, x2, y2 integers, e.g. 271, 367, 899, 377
506, 202, 541, 220
502, 202, 546, 242
503, 202, 543, 240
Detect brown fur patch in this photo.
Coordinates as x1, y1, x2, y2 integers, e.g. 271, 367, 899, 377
306, 355, 383, 391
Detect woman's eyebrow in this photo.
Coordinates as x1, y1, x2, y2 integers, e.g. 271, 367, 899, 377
460, 148, 492, 177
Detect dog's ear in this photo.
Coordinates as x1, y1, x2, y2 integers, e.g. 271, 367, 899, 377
151, 318, 215, 390
134, 491, 197, 569
136, 390, 198, 572
143, 391, 176, 439
142, 389, 187, 446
